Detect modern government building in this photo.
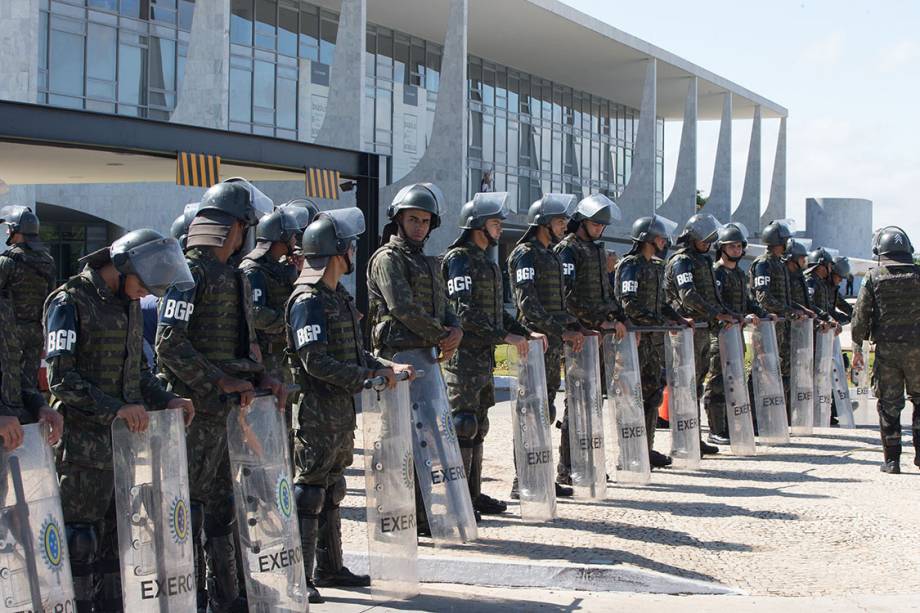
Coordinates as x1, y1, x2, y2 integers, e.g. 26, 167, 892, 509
0, 0, 873, 291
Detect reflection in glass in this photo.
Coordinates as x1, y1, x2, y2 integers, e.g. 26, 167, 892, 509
49, 29, 84, 97
231, 0, 254, 46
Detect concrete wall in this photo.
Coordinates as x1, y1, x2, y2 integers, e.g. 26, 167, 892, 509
761, 117, 787, 230
614, 58, 657, 237
170, 0, 230, 129
705, 92, 732, 223
732, 105, 761, 234
0, 0, 39, 103
805, 197, 873, 259
657, 77, 696, 229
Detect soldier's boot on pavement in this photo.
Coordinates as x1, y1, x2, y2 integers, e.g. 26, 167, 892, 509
705, 401, 730, 445
700, 439, 720, 455
649, 449, 673, 468
471, 444, 507, 514
458, 445, 483, 522
95, 555, 123, 612
314, 478, 370, 588
66, 523, 98, 613
294, 484, 325, 604
190, 503, 209, 612
204, 533, 240, 612
556, 416, 573, 487
880, 417, 902, 474
881, 444, 902, 474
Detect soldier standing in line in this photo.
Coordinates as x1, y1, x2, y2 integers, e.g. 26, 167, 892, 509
851, 227, 920, 474
45, 229, 194, 611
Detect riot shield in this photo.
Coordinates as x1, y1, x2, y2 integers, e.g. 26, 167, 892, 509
719, 326, 756, 456
813, 328, 835, 428
750, 320, 789, 445
361, 373, 419, 600
602, 333, 650, 485
664, 328, 701, 468
392, 348, 477, 545
789, 318, 815, 435
830, 337, 855, 429
510, 340, 557, 521
853, 341, 875, 425
226, 395, 308, 612
0, 424, 75, 613
112, 409, 196, 611
564, 335, 607, 500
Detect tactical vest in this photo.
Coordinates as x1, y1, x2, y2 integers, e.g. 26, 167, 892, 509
524, 239, 566, 316
444, 245, 503, 342
54, 272, 142, 403
789, 270, 809, 308
243, 255, 293, 346
559, 235, 610, 310
751, 254, 790, 308
187, 250, 245, 363
621, 255, 665, 316
869, 263, 920, 342
804, 271, 833, 314
666, 249, 719, 317
3, 246, 54, 322
714, 263, 747, 314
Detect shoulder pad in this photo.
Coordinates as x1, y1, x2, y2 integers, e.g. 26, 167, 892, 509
510, 247, 536, 286
289, 293, 327, 350
243, 267, 268, 306
671, 256, 695, 288
556, 244, 576, 279
159, 284, 197, 326
45, 294, 78, 358
618, 259, 640, 295
444, 251, 472, 298
751, 260, 771, 289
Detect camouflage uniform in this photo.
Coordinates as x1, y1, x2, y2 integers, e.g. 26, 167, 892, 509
555, 232, 625, 480
804, 270, 835, 322
442, 238, 528, 502
0, 242, 55, 402
750, 253, 796, 380
45, 267, 177, 610
156, 246, 262, 612
851, 256, 920, 466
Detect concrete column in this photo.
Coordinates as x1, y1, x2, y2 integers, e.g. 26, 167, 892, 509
615, 58, 657, 233
706, 92, 732, 223
761, 116, 787, 229
657, 77, 696, 228
806, 197, 872, 259
0, 0, 39, 103
732, 105, 761, 234
315, 0, 366, 151
378, 0, 467, 256
170, 0, 229, 129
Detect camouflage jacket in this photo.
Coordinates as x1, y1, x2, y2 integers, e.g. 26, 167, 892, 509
788, 268, 814, 314
615, 253, 681, 326
508, 236, 577, 340
749, 254, 793, 317
831, 287, 853, 324
713, 261, 767, 318
803, 270, 834, 321
0, 297, 43, 421
852, 257, 920, 345
45, 268, 176, 469
240, 252, 295, 354
0, 243, 56, 323
665, 247, 725, 323
287, 280, 389, 432
367, 235, 459, 352
555, 233, 625, 329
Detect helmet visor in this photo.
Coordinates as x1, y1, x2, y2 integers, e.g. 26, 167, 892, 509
472, 191, 510, 220
128, 238, 195, 297
225, 178, 274, 223
726, 222, 749, 243
578, 194, 622, 224
282, 200, 318, 230
685, 214, 723, 243
653, 215, 679, 242
773, 217, 797, 235
320, 207, 366, 240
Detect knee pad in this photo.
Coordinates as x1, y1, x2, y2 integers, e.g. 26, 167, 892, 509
203, 496, 236, 538
452, 412, 479, 446
327, 476, 346, 507
476, 414, 490, 443
66, 523, 98, 568
294, 484, 325, 516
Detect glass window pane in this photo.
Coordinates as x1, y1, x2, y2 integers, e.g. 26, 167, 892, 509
49, 29, 84, 97
120, 0, 142, 19
253, 59, 274, 109
299, 6, 318, 60
410, 41, 424, 87
86, 23, 116, 82
508, 74, 519, 113
118, 43, 146, 106
495, 115, 506, 164
277, 76, 295, 129
507, 120, 518, 165
482, 114, 494, 163
230, 0, 253, 46
88, 0, 117, 11
148, 37, 176, 92
482, 67, 494, 107
255, 0, 276, 50
375, 87, 392, 144
469, 110, 483, 150
365, 29, 376, 77
394, 36, 408, 84
229, 67, 252, 122
376, 29, 392, 80
278, 5, 297, 56
179, 0, 194, 30
319, 15, 336, 64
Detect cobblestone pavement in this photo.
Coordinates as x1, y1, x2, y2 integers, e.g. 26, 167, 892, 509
341, 398, 920, 597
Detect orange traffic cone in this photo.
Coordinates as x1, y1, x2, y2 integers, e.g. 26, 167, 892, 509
658, 385, 670, 422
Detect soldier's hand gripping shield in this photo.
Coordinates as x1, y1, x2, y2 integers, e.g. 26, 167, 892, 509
789, 318, 815, 435
393, 349, 477, 544
665, 328, 701, 468
361, 372, 419, 600
750, 320, 789, 445
564, 335, 606, 500
831, 337, 855, 429
226, 394, 308, 612
510, 340, 557, 521
602, 333, 650, 485
0, 424, 75, 613
813, 328, 835, 428
719, 326, 756, 456
112, 409, 195, 611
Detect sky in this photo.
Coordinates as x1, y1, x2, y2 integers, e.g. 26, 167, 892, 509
565, 0, 920, 246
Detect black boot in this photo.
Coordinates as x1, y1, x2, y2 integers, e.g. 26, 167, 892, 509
554, 482, 573, 497
298, 513, 323, 604
881, 444, 902, 474
314, 487, 370, 588
471, 444, 506, 515
707, 432, 730, 446
700, 440, 720, 455
204, 533, 240, 612
650, 449, 672, 468
914, 428, 920, 469
66, 523, 98, 613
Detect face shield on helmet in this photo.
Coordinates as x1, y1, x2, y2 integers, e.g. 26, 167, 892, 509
123, 238, 195, 297
681, 213, 723, 245
223, 177, 274, 224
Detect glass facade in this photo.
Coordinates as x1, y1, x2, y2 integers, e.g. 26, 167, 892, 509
37, 0, 663, 206
39, 0, 194, 119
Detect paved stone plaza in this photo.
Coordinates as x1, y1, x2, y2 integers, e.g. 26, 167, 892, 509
335, 398, 920, 605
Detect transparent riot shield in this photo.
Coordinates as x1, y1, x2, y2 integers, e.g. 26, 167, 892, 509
392, 348, 477, 545
112, 409, 196, 611
750, 320, 789, 445
665, 328, 701, 468
361, 373, 419, 600
510, 340, 557, 521
831, 337, 855, 429
853, 341, 875, 425
226, 395, 308, 612
564, 335, 606, 500
719, 326, 756, 456
814, 328, 836, 428
789, 318, 815, 436
0, 424, 75, 613
602, 333, 650, 485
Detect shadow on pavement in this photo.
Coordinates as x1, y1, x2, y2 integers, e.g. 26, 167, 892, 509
601, 498, 799, 521
687, 468, 861, 484
322, 589, 586, 612
614, 482, 831, 500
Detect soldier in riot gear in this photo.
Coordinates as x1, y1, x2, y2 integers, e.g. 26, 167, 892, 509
508, 194, 584, 495
804, 248, 840, 328
442, 192, 543, 516
554, 194, 627, 479
286, 208, 411, 602
156, 178, 282, 613
278, 198, 319, 274
367, 183, 465, 533
852, 226, 920, 473
665, 214, 737, 454
615, 215, 691, 468
44, 229, 195, 611
704, 223, 771, 443
829, 256, 853, 324
170, 202, 200, 250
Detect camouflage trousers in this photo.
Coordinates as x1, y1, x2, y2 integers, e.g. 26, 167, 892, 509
637, 331, 665, 450
873, 341, 920, 450
292, 429, 355, 488
702, 332, 729, 438
444, 345, 496, 446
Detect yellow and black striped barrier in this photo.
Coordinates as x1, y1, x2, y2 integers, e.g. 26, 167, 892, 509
305, 167, 341, 200
177, 152, 221, 187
